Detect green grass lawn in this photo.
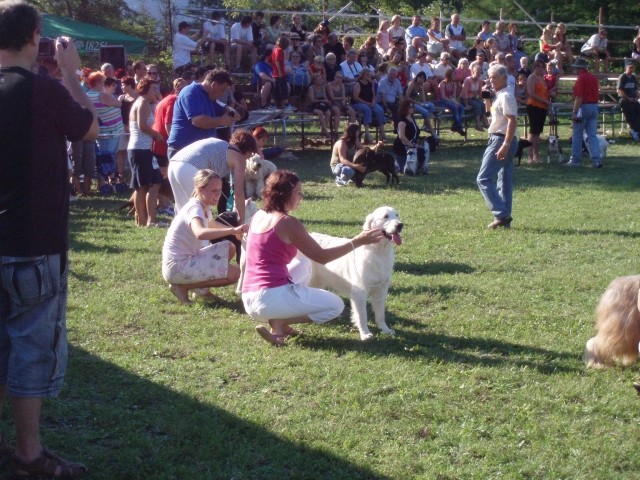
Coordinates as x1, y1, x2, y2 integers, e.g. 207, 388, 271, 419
5, 129, 640, 479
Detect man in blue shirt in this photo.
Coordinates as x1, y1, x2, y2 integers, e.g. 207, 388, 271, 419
167, 69, 240, 157
376, 67, 403, 130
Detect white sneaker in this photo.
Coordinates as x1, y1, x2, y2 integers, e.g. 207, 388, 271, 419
283, 105, 297, 112
335, 177, 347, 187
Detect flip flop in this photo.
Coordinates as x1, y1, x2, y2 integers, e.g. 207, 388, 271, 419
255, 325, 286, 346
282, 326, 302, 337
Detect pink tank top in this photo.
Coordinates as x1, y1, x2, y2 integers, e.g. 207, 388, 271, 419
242, 215, 297, 293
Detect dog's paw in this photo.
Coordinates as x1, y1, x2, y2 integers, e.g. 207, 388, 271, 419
380, 328, 395, 335
360, 332, 374, 341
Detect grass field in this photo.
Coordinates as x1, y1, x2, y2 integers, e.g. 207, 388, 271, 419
3, 128, 640, 479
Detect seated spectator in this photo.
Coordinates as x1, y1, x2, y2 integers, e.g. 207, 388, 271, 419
287, 49, 311, 104
324, 52, 341, 82
342, 35, 355, 52
251, 11, 265, 54
162, 169, 245, 304
492, 21, 510, 54
518, 55, 532, 77
461, 64, 489, 131
539, 23, 558, 55
617, 59, 640, 141
580, 28, 610, 72
360, 36, 380, 68
377, 67, 403, 130
514, 71, 529, 108
507, 22, 526, 64
633, 32, 640, 60
433, 51, 453, 83
410, 51, 437, 92
427, 16, 450, 55
484, 37, 498, 63
467, 38, 487, 63
314, 19, 332, 44
326, 71, 357, 133
470, 50, 489, 80
358, 52, 375, 74
351, 69, 387, 143
393, 99, 423, 171
406, 15, 429, 52
386, 37, 407, 63
230, 15, 257, 72
477, 20, 493, 43
377, 19, 391, 58
340, 48, 364, 95
305, 34, 325, 64
173, 21, 205, 76
253, 126, 289, 160
436, 68, 465, 136
388, 15, 405, 43
407, 36, 426, 63
453, 57, 472, 88
203, 11, 230, 69
253, 49, 275, 109
263, 15, 284, 48
386, 52, 408, 88
308, 55, 327, 83
290, 13, 308, 43
287, 33, 303, 60
307, 73, 331, 137
445, 13, 467, 61
324, 33, 346, 63
404, 71, 435, 132
331, 123, 366, 186
553, 23, 573, 68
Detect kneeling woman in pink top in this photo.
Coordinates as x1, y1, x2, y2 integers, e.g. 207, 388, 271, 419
241, 170, 384, 346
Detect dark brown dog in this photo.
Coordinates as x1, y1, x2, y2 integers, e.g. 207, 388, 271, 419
352, 144, 399, 187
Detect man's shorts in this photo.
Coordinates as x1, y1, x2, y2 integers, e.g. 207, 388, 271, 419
0, 254, 69, 397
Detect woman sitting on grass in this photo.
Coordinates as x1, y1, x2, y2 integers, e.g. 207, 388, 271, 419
162, 169, 246, 304
241, 169, 383, 346
330, 123, 367, 187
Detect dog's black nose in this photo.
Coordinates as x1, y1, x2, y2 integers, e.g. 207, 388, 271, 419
396, 222, 403, 232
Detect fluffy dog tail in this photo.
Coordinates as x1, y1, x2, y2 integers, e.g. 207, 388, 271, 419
585, 277, 640, 367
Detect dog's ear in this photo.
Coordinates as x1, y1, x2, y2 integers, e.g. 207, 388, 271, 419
363, 213, 374, 230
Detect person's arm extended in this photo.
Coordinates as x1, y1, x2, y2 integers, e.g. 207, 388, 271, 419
338, 140, 365, 172
56, 38, 99, 140
190, 216, 246, 241
99, 91, 121, 108
280, 216, 384, 264
231, 155, 246, 224
191, 114, 235, 129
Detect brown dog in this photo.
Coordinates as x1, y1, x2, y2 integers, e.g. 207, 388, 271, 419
584, 275, 640, 368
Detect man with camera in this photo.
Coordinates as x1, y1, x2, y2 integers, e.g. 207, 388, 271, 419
0, 1, 98, 478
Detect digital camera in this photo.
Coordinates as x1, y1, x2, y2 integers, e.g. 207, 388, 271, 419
37, 37, 67, 62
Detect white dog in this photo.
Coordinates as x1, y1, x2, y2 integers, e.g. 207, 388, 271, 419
582, 132, 609, 159
298, 206, 403, 340
244, 155, 277, 199
546, 135, 564, 164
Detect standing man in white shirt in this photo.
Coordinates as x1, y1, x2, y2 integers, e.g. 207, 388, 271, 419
173, 21, 204, 76
230, 15, 257, 72
477, 64, 518, 229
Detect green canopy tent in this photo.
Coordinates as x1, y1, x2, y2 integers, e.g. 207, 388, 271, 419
41, 14, 147, 55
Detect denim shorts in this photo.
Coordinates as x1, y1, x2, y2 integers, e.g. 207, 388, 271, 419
0, 254, 69, 397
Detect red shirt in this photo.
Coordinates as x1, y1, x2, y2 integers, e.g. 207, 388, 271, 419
152, 93, 177, 156
573, 70, 599, 104
271, 47, 286, 78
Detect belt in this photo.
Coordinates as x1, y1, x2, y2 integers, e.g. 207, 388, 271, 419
582, 102, 597, 105
490, 133, 505, 137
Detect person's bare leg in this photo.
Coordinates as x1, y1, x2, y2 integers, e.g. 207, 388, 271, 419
146, 184, 160, 225
11, 397, 42, 463
134, 186, 148, 226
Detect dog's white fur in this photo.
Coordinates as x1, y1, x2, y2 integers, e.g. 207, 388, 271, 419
298, 206, 403, 340
403, 145, 428, 176
584, 275, 640, 368
582, 132, 609, 159
546, 135, 564, 164
244, 155, 277, 199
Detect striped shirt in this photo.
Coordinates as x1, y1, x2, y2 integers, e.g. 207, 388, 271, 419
88, 90, 124, 136
169, 137, 231, 178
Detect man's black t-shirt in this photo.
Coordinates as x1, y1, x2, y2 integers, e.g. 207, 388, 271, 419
0, 67, 93, 256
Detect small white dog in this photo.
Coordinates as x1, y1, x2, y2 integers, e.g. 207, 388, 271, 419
582, 132, 609, 159
298, 206, 403, 340
244, 155, 277, 199
546, 135, 564, 164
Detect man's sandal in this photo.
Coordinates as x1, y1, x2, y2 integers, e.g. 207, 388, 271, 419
7, 448, 87, 479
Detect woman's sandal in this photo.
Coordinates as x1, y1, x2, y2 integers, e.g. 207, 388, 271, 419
255, 325, 286, 346
8, 448, 87, 479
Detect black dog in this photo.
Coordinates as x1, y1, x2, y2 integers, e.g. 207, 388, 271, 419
352, 146, 400, 187
515, 138, 532, 165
